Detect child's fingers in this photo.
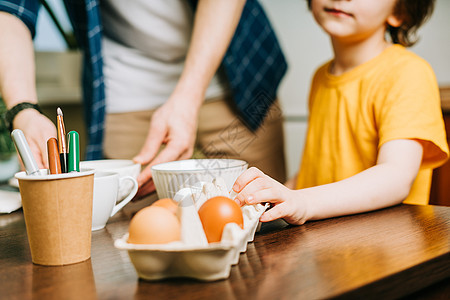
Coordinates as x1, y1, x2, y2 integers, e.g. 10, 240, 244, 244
233, 167, 265, 193
244, 187, 284, 205
234, 177, 275, 205
259, 204, 287, 222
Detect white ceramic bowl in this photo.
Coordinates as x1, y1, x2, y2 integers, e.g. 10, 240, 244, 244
151, 159, 248, 199
80, 159, 141, 201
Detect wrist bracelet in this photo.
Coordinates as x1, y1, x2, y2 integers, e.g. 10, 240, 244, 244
4, 102, 44, 132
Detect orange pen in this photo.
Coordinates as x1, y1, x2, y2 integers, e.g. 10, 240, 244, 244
47, 138, 62, 174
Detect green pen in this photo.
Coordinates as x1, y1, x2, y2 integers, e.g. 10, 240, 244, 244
67, 131, 80, 172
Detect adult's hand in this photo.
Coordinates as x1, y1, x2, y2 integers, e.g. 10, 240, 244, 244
132, 0, 246, 198
13, 109, 57, 169
133, 92, 199, 197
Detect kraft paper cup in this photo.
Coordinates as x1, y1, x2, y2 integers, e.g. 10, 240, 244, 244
15, 169, 95, 266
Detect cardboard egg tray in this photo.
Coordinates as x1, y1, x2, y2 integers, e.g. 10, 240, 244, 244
114, 179, 267, 281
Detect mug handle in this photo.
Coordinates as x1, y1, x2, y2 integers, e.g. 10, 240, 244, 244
110, 176, 138, 216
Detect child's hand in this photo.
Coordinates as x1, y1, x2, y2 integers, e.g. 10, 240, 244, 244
232, 167, 308, 225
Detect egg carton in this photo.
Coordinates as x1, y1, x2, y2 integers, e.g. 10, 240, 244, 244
114, 178, 267, 281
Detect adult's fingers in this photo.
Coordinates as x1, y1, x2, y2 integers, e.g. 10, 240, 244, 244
133, 120, 166, 165
136, 164, 153, 187
150, 139, 191, 167
28, 138, 46, 169
135, 179, 156, 200
16, 113, 56, 169
136, 140, 190, 186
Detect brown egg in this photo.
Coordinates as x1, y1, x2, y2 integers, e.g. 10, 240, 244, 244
151, 198, 178, 214
128, 206, 181, 244
198, 196, 244, 243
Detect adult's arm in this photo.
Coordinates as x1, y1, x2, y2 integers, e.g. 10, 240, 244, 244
133, 0, 246, 195
0, 12, 56, 168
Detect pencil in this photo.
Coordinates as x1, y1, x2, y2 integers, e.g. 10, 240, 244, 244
56, 107, 68, 173
47, 137, 62, 174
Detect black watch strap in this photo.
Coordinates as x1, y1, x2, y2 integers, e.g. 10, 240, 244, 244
5, 102, 43, 132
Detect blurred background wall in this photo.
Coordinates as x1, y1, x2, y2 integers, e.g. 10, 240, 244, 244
34, 0, 450, 178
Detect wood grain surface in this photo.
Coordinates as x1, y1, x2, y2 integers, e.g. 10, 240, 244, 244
430, 86, 450, 206
1, 204, 449, 300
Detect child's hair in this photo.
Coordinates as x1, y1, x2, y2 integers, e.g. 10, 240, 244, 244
306, 0, 435, 47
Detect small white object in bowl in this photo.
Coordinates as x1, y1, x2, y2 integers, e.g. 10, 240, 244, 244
151, 159, 248, 199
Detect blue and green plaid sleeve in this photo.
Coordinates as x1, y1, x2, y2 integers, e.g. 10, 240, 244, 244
64, 0, 105, 160
223, 0, 287, 131
0, 0, 40, 37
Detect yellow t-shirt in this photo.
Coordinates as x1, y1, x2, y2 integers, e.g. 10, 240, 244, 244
296, 45, 449, 205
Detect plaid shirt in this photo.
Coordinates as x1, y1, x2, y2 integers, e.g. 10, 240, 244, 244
0, 0, 287, 160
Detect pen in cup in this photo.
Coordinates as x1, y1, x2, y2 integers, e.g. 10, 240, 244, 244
67, 131, 80, 172
11, 129, 40, 176
57, 107, 68, 173
47, 138, 62, 174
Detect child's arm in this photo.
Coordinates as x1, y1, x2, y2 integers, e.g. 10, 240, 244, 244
284, 175, 298, 189
233, 139, 423, 225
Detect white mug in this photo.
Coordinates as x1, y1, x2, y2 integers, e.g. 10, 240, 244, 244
92, 171, 138, 231
80, 159, 141, 201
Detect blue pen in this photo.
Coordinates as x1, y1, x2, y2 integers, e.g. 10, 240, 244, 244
11, 129, 40, 176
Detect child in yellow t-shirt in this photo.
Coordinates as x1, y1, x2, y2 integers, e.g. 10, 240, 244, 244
232, 0, 449, 224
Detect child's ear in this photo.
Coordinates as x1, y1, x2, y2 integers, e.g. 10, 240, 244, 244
387, 15, 402, 28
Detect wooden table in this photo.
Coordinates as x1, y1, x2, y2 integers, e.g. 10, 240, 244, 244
1, 203, 450, 299
430, 85, 450, 206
